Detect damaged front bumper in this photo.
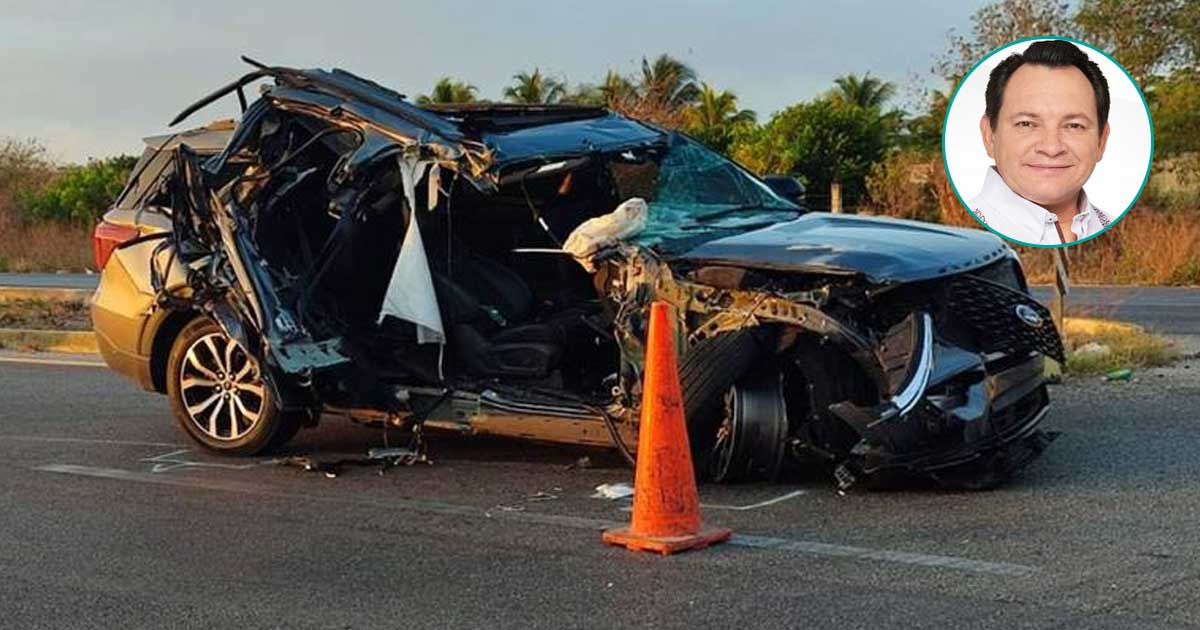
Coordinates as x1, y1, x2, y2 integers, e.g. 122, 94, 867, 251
830, 331, 1053, 488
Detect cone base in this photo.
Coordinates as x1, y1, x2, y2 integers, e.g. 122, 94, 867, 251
602, 526, 732, 556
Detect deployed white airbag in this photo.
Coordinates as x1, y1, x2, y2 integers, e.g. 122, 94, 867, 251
562, 197, 648, 271
378, 155, 445, 345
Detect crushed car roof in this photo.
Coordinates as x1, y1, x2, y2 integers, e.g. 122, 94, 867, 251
143, 120, 236, 153
422, 103, 664, 165
170, 57, 666, 172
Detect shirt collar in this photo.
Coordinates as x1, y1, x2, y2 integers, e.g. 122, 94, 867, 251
978, 166, 1095, 227
1076, 188, 1097, 220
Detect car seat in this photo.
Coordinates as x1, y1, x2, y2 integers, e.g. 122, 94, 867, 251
431, 251, 583, 379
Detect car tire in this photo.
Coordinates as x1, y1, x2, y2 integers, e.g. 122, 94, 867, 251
679, 329, 761, 479
166, 317, 299, 455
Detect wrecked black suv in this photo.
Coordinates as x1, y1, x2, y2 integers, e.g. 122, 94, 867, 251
91, 59, 1062, 489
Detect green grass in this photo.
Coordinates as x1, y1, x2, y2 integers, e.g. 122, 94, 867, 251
1063, 318, 1179, 376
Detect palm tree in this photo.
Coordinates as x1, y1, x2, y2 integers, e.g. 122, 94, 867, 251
416, 77, 477, 105
600, 70, 637, 105
561, 83, 604, 106
503, 68, 565, 104
639, 54, 701, 108
683, 83, 756, 154
831, 73, 896, 109
688, 83, 756, 129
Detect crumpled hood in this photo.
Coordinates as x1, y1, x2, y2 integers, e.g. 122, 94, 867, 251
676, 213, 1011, 283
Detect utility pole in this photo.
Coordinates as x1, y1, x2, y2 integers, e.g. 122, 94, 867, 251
1046, 248, 1070, 381
1051, 248, 1069, 334
830, 177, 842, 213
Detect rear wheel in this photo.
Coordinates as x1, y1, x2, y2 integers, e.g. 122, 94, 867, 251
166, 318, 298, 455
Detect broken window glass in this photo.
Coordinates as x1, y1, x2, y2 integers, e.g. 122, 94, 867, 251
631, 135, 799, 252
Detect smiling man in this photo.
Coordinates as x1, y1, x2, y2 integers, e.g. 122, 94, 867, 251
969, 40, 1112, 245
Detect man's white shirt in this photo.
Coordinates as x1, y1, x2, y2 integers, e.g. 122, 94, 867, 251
967, 167, 1110, 245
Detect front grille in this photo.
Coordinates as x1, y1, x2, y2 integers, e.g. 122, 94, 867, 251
966, 258, 1024, 291
944, 274, 1064, 363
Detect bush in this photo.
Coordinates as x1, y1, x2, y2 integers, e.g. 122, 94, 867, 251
0, 215, 94, 272
1018, 208, 1200, 285
1147, 70, 1200, 159
0, 138, 56, 220
730, 99, 888, 206
1140, 155, 1200, 212
1168, 257, 1200, 285
865, 150, 941, 222
19, 155, 137, 225
865, 149, 1200, 286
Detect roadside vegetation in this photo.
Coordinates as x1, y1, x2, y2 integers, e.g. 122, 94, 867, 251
0, 138, 130, 272
0, 0, 1196, 283
0, 297, 90, 331
1062, 317, 1180, 376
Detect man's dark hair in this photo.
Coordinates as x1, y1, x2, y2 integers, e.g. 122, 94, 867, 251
984, 40, 1110, 132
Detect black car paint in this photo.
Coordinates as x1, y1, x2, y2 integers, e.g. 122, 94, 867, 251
479, 113, 665, 166
679, 213, 1013, 284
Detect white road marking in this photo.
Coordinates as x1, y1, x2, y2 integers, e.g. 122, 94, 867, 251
34, 463, 1038, 577
141, 448, 261, 473
703, 489, 808, 511
0, 435, 187, 448
0, 355, 104, 368
619, 489, 808, 512
729, 534, 1037, 576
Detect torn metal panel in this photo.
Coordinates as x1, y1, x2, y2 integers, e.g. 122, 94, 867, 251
171, 58, 464, 144
830, 357, 1049, 476
599, 238, 1055, 488
113, 237, 190, 298
193, 73, 491, 191
605, 245, 875, 366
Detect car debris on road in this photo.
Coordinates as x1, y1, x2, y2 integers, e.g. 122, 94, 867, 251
592, 483, 636, 500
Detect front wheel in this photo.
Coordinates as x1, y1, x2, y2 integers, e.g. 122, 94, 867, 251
679, 330, 761, 480
166, 318, 298, 455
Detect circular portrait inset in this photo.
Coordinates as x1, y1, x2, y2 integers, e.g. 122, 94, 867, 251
942, 37, 1153, 247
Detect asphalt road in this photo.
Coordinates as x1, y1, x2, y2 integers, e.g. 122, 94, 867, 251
3, 354, 1200, 629
1027, 286, 1200, 334
4, 273, 1197, 334
0, 272, 98, 290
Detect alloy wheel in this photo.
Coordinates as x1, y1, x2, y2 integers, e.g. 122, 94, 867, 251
178, 332, 266, 441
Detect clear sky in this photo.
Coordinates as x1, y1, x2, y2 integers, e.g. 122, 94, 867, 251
0, 0, 987, 163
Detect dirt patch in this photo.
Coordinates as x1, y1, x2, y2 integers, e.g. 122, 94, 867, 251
0, 298, 90, 330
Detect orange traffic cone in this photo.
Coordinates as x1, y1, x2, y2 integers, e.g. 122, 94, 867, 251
602, 301, 732, 555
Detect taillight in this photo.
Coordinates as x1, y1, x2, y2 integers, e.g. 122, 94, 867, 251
92, 220, 140, 271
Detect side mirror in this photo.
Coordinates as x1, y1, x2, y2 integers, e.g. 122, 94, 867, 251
763, 175, 806, 206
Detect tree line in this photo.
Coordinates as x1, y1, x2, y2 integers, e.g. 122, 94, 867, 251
387, 0, 1200, 214
3, 0, 1197, 229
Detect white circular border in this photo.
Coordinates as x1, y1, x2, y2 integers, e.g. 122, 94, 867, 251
943, 38, 1153, 237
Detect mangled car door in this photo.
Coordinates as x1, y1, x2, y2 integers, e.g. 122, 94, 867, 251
172, 142, 349, 414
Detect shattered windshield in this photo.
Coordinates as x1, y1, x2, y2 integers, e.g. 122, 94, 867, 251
610, 134, 800, 253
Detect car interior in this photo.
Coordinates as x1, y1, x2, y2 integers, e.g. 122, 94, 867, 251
180, 108, 656, 403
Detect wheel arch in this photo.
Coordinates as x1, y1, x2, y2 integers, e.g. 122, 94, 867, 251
780, 328, 881, 461
149, 308, 201, 393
